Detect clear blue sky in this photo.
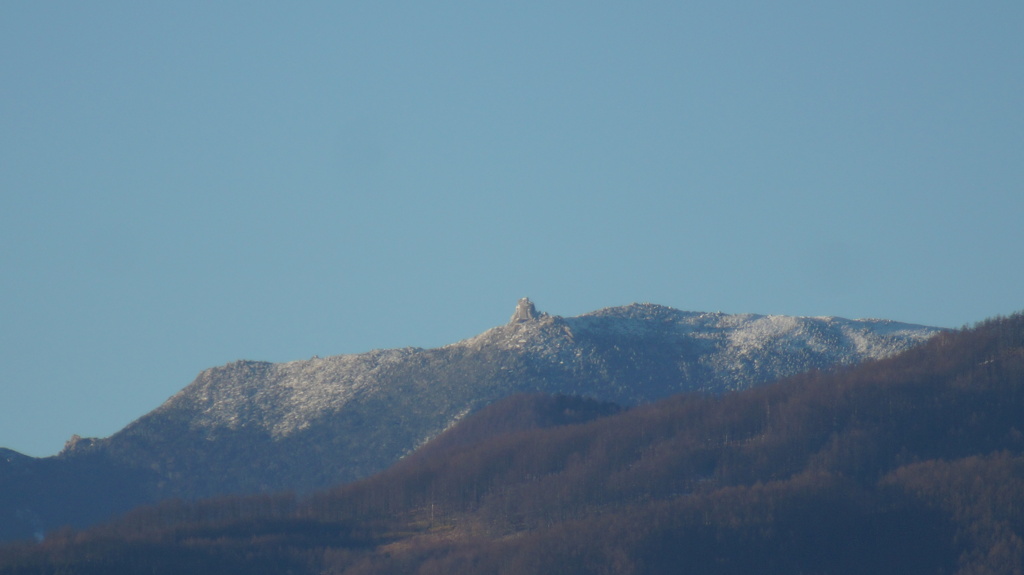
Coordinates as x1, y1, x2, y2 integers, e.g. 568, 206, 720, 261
2, 2, 1022, 457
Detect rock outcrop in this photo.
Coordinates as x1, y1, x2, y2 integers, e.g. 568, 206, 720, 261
509, 297, 539, 323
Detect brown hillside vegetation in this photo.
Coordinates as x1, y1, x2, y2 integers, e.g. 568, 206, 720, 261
2, 312, 1023, 574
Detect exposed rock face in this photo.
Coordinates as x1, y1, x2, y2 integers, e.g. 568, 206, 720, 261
509, 297, 539, 323
0, 300, 943, 540
60, 434, 96, 455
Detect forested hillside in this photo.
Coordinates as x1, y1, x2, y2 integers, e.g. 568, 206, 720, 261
2, 313, 1022, 575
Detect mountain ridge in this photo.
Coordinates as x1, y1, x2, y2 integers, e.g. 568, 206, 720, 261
98, 302, 938, 462
0, 301, 941, 541
6, 311, 1022, 574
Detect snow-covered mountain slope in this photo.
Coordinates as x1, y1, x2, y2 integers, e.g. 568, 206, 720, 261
87, 302, 939, 493
127, 302, 937, 448
1, 301, 940, 541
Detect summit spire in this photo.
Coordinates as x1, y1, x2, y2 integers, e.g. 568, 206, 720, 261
509, 297, 538, 323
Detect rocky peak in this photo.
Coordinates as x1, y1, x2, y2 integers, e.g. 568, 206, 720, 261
60, 434, 96, 455
509, 297, 540, 323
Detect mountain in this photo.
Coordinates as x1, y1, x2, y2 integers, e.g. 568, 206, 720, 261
2, 311, 1021, 574
0, 300, 940, 541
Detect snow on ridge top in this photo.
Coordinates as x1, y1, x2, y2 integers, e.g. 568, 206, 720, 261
163, 347, 424, 438
715, 313, 942, 360
568, 304, 723, 338
444, 324, 508, 349
453, 304, 940, 350
580, 302, 705, 321
848, 317, 945, 336
725, 315, 809, 352
157, 302, 942, 439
